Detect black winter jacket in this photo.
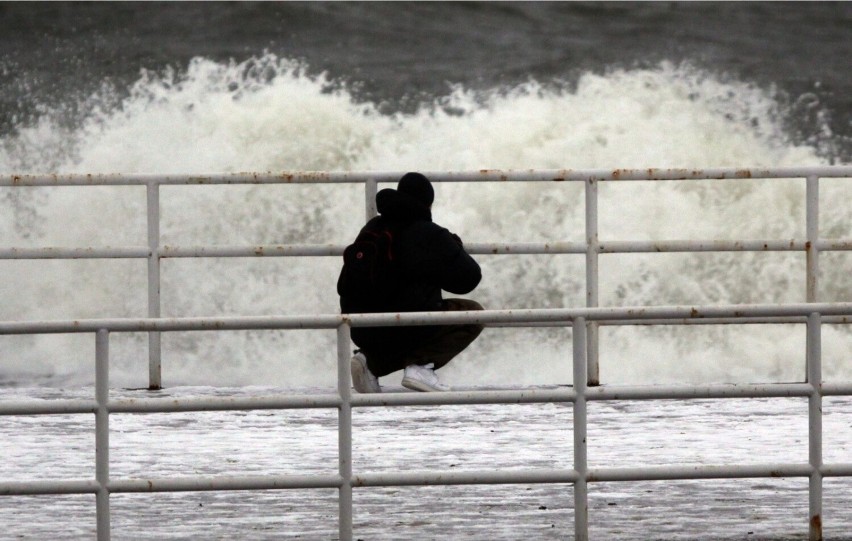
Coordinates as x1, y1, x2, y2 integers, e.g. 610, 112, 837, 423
338, 187, 481, 314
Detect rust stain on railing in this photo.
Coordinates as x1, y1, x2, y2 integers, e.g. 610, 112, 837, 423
478, 169, 511, 182
810, 514, 822, 539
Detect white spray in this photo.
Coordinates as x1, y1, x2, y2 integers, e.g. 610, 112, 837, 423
1, 55, 848, 388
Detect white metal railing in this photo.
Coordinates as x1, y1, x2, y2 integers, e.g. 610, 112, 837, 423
2, 167, 852, 540
1, 304, 852, 541
3, 166, 851, 389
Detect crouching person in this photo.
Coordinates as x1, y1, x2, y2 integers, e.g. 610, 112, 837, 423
337, 172, 483, 392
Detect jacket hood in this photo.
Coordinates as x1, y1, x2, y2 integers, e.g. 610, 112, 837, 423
376, 188, 432, 222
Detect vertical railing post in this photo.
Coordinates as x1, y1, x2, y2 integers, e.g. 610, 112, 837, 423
147, 181, 162, 390
584, 179, 600, 386
807, 312, 823, 541
95, 329, 111, 541
805, 175, 822, 539
337, 322, 354, 541
365, 178, 378, 220
573, 317, 589, 541
806, 175, 819, 304
805, 176, 823, 540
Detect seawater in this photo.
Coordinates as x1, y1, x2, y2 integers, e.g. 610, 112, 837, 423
1, 56, 850, 388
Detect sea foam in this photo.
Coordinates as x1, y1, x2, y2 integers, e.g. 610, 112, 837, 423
1, 55, 848, 388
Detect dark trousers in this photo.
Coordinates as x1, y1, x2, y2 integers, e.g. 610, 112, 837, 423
352, 298, 484, 378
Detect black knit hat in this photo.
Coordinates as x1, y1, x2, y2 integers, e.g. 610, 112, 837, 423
397, 172, 434, 207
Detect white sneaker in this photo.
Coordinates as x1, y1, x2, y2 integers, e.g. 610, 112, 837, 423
350, 352, 381, 393
401, 363, 450, 392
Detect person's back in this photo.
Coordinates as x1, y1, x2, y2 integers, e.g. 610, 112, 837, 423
338, 172, 484, 393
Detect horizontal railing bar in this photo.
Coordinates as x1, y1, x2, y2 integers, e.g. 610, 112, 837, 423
7, 462, 852, 498
109, 394, 342, 413
328, 462, 852, 489
472, 239, 850, 255
599, 317, 808, 326
600, 239, 852, 253
598, 315, 845, 326
0, 247, 150, 260
352, 468, 579, 487
598, 315, 852, 325
4, 239, 852, 261
343, 304, 852, 327
467, 242, 586, 255
3, 166, 851, 187
0, 312, 844, 335
157, 242, 587, 258
822, 382, 852, 396
373, 167, 848, 182
351, 387, 576, 407
109, 474, 343, 492
0, 314, 343, 334
5, 382, 847, 420
600, 239, 806, 253
1, 303, 852, 335
587, 463, 814, 482
589, 465, 852, 482
2, 173, 371, 186
159, 244, 341, 258
0, 399, 98, 416
0, 479, 100, 496
586, 383, 814, 401
820, 239, 852, 251
493, 315, 852, 327
821, 464, 852, 477
5, 383, 838, 418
